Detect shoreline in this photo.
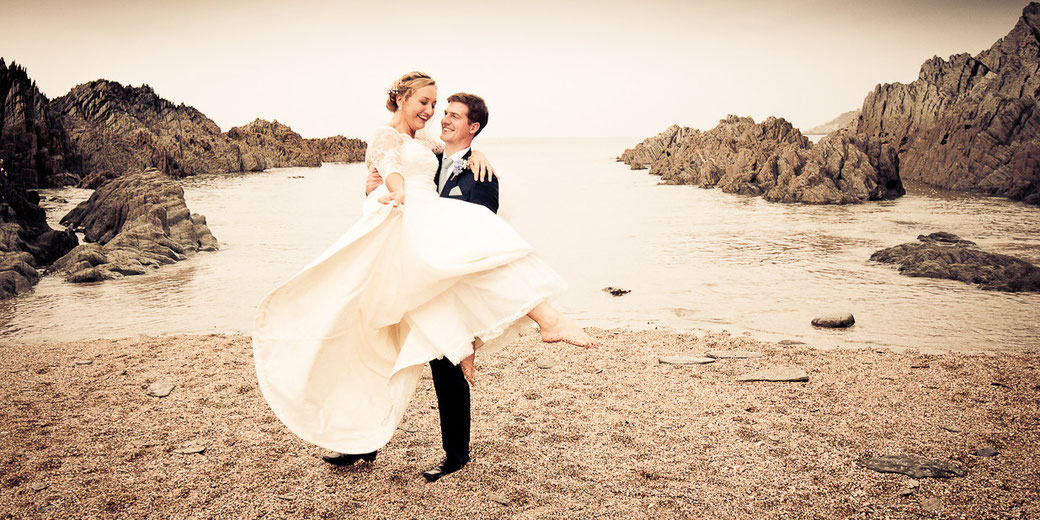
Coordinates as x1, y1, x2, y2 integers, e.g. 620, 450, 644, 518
2, 329, 1037, 518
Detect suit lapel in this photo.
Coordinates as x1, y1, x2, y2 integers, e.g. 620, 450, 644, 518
439, 149, 473, 198
432, 151, 445, 189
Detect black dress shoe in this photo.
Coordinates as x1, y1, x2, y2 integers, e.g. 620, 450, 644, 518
422, 458, 467, 482
322, 451, 377, 466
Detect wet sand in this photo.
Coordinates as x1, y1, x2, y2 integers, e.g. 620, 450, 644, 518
1, 329, 1038, 519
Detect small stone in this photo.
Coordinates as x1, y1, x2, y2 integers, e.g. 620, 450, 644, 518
398, 424, 418, 434
73, 359, 93, 366
920, 497, 942, 512
910, 364, 929, 369
705, 350, 763, 359
173, 442, 207, 455
856, 455, 965, 478
811, 313, 855, 328
658, 355, 715, 365
736, 367, 809, 382
277, 494, 294, 501
31, 483, 47, 491
147, 381, 175, 397
594, 368, 604, 374
777, 340, 805, 345
602, 286, 630, 297
897, 486, 915, 497
535, 358, 558, 369
940, 425, 963, 433
488, 493, 510, 505
975, 446, 999, 457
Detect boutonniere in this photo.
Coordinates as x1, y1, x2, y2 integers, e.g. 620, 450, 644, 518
451, 159, 469, 178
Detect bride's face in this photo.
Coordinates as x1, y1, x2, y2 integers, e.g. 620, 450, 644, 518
399, 85, 437, 132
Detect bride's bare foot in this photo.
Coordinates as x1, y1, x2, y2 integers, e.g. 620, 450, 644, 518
539, 316, 600, 348
460, 353, 475, 385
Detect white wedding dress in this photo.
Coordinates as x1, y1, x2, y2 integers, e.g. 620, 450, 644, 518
252, 126, 567, 454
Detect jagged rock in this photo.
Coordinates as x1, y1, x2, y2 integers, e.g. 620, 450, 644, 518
305, 135, 366, 163
870, 233, 1040, 292
619, 124, 697, 169
0, 159, 78, 299
805, 109, 861, 135
0, 59, 82, 189
52, 169, 217, 283
857, 455, 966, 478
4, 61, 366, 190
622, 116, 903, 204
854, 2, 1040, 204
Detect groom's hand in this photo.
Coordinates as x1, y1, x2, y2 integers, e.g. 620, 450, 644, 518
468, 150, 497, 182
365, 167, 384, 195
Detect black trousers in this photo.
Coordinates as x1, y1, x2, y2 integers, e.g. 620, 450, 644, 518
429, 356, 470, 465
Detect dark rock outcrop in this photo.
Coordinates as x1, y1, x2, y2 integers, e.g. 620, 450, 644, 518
870, 232, 1040, 292
805, 109, 860, 135
0, 59, 82, 189
3, 62, 367, 190
621, 116, 903, 204
52, 169, 217, 282
854, 2, 1040, 205
0, 159, 78, 299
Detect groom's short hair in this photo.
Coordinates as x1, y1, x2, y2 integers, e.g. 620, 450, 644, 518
447, 93, 488, 137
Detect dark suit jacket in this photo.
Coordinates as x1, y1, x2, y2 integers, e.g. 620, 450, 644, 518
433, 149, 500, 214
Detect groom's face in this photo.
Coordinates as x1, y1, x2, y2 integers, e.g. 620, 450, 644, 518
440, 102, 478, 145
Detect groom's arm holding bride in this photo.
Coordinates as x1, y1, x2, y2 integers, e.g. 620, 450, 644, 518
364, 151, 497, 202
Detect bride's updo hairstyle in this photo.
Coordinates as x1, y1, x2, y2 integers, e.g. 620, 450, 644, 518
386, 72, 436, 112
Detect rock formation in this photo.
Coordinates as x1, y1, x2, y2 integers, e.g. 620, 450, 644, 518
870, 232, 1040, 292
805, 109, 860, 135
0, 59, 82, 189
1, 62, 367, 190
0, 159, 78, 299
51, 81, 365, 188
51, 169, 218, 282
621, 116, 904, 204
305, 135, 366, 163
854, 2, 1040, 205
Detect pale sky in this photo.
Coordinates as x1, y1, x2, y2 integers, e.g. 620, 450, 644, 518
1, 0, 1029, 139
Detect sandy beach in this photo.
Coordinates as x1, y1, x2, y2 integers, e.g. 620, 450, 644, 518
1, 329, 1038, 519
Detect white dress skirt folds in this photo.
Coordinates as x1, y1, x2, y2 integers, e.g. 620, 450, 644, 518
253, 126, 566, 454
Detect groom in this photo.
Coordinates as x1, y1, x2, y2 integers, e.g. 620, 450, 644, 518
332, 92, 495, 482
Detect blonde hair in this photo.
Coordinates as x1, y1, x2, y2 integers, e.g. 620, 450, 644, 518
386, 72, 435, 112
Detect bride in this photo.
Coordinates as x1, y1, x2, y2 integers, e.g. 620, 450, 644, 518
252, 71, 598, 462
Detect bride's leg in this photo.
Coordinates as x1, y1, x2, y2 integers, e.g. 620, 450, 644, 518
528, 302, 600, 347
460, 341, 476, 385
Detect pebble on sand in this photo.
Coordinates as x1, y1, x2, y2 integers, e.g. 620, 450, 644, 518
811, 313, 855, 328
736, 367, 809, 382
856, 455, 966, 478
147, 382, 176, 397
73, 359, 93, 366
173, 442, 208, 455
705, 350, 763, 359
30, 483, 48, 491
535, 358, 559, 369
488, 493, 511, 506
975, 447, 999, 457
659, 355, 715, 365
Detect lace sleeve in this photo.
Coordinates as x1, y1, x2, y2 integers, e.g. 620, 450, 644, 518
365, 127, 404, 175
